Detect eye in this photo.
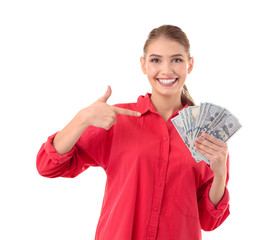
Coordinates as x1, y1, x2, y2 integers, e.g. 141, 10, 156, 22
150, 58, 160, 63
173, 58, 183, 63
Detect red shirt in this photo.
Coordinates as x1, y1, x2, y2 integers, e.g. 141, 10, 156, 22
37, 93, 230, 240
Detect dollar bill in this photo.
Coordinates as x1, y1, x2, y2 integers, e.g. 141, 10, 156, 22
196, 103, 224, 138
171, 102, 241, 164
171, 115, 204, 163
171, 115, 192, 150
208, 114, 242, 142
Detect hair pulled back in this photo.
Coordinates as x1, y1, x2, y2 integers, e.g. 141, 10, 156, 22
143, 25, 195, 106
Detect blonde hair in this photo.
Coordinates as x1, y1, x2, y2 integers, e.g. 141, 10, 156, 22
143, 25, 195, 106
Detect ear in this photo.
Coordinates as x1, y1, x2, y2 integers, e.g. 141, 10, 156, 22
140, 56, 147, 74
187, 56, 194, 74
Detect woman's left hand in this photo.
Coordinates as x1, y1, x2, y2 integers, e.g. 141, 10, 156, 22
193, 133, 228, 178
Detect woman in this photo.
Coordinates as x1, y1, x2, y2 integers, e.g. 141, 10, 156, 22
37, 25, 230, 240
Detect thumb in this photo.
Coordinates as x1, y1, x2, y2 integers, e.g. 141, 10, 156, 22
98, 85, 112, 102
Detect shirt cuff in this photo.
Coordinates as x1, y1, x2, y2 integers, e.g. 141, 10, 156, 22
203, 185, 230, 218
44, 132, 77, 164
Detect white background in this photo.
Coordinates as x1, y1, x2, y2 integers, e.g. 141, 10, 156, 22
1, 0, 274, 239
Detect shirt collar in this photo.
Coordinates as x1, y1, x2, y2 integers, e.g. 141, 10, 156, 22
136, 93, 153, 115
136, 93, 189, 117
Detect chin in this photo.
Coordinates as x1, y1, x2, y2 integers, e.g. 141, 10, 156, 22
155, 88, 181, 98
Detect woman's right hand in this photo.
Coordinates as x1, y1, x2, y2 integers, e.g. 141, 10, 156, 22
79, 86, 141, 130
53, 86, 141, 155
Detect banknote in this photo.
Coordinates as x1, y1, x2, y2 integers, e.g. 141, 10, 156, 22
171, 115, 205, 163
172, 103, 241, 164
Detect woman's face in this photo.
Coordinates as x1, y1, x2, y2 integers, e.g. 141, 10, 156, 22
140, 38, 194, 99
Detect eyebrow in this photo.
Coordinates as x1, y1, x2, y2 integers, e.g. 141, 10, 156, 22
149, 54, 184, 58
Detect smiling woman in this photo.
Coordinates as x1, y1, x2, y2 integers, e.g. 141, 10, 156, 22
37, 25, 230, 240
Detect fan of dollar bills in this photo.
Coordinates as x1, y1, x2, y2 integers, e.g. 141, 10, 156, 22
171, 103, 241, 164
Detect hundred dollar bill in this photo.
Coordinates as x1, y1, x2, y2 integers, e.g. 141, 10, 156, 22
174, 110, 210, 164
171, 115, 203, 162
179, 109, 192, 141
188, 105, 211, 163
208, 114, 242, 142
171, 115, 192, 149
206, 108, 230, 131
196, 103, 224, 138
188, 106, 200, 139
178, 110, 189, 138
194, 103, 207, 139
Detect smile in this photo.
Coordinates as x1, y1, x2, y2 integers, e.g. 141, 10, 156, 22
156, 78, 178, 87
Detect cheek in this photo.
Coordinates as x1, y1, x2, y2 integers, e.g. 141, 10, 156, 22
146, 63, 159, 76
175, 64, 188, 75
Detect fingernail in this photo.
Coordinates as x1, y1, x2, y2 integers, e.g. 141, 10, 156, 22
137, 112, 141, 117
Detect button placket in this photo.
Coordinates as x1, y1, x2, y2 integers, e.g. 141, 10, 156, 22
146, 127, 170, 239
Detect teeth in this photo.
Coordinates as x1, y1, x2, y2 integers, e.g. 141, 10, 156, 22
158, 78, 177, 84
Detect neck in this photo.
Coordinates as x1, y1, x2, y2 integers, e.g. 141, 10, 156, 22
150, 92, 183, 122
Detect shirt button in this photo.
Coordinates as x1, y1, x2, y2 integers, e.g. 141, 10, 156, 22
163, 137, 168, 141
154, 208, 159, 212
158, 182, 163, 187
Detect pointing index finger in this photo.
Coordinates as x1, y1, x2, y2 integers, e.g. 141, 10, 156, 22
113, 106, 141, 117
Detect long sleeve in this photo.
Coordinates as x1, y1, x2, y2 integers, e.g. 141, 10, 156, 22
197, 155, 230, 231
36, 126, 113, 178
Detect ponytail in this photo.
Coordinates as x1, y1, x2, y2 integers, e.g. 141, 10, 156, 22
181, 85, 195, 106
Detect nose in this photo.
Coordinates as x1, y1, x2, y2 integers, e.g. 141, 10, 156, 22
161, 61, 174, 76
